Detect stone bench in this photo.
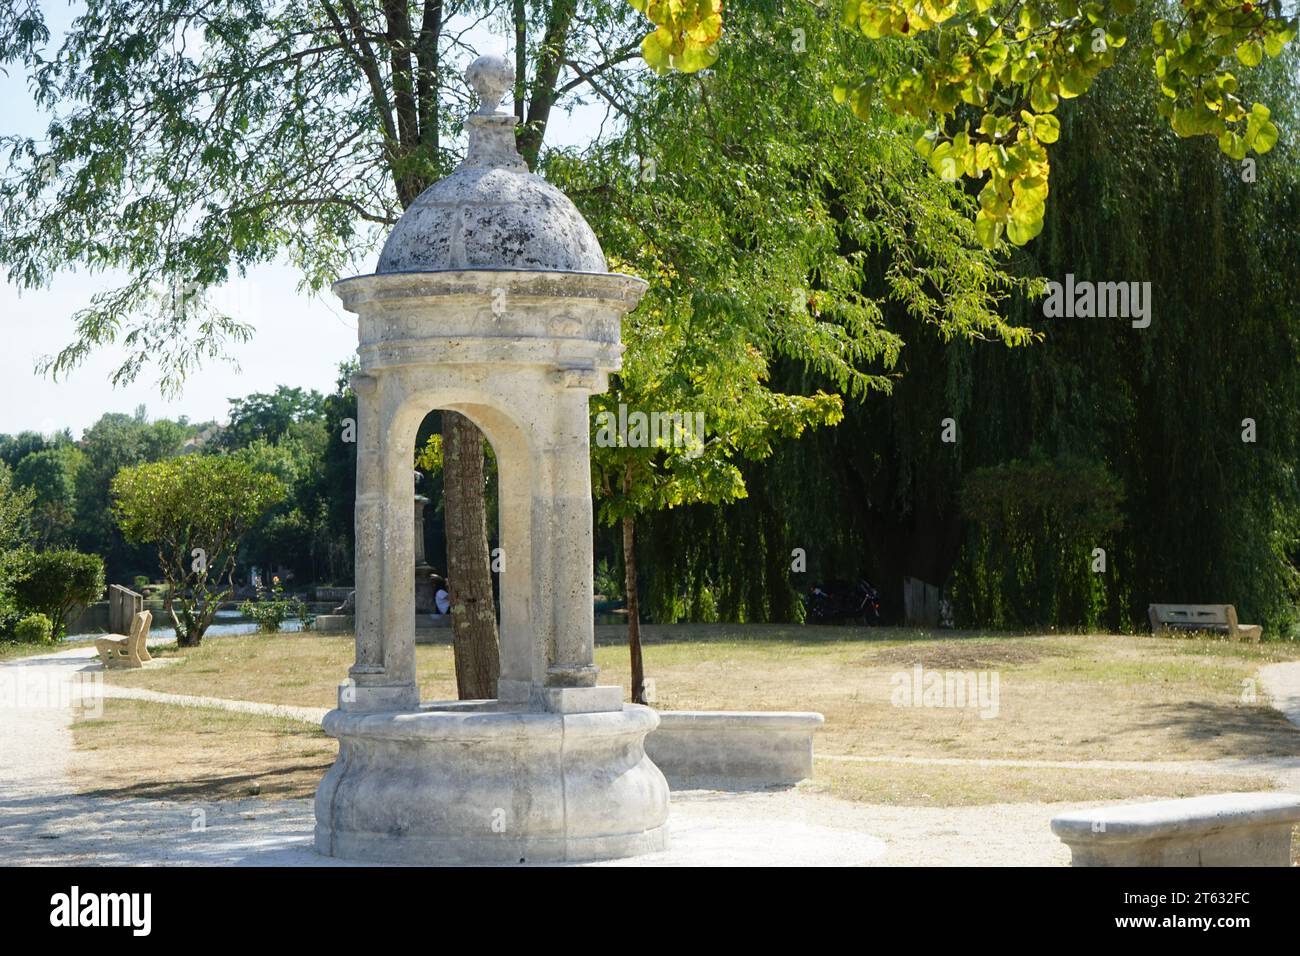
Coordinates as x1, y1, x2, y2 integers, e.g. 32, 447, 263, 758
644, 711, 824, 789
1149, 603, 1261, 643
1051, 792, 1300, 866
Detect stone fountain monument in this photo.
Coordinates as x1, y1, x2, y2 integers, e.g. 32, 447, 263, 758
313, 54, 669, 864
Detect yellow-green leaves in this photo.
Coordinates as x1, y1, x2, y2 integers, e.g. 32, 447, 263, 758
1246, 103, 1280, 154
833, 79, 877, 120
1029, 113, 1060, 144
1152, 5, 1295, 163
632, 0, 723, 75
828, 1, 1296, 249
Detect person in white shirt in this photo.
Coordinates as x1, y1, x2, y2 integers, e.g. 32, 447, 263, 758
431, 574, 451, 617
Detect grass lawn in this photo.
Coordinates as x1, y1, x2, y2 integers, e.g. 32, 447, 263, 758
0, 641, 62, 662
71, 624, 1300, 807
72, 699, 336, 801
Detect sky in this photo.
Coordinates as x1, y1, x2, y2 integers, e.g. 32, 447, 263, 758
0, 2, 611, 437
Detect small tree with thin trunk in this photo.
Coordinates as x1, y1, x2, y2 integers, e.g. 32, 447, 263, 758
112, 455, 286, 646
593, 314, 844, 703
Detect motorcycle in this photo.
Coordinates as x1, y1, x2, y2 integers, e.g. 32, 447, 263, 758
805, 579, 882, 625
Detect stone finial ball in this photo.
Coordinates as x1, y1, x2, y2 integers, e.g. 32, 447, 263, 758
467, 54, 514, 113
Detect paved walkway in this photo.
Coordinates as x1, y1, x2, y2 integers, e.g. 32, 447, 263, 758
1260, 661, 1300, 730
99, 684, 328, 724
2, 645, 1298, 866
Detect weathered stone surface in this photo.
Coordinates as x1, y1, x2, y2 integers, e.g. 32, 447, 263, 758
313, 614, 352, 633
1050, 792, 1300, 866
377, 168, 607, 275
315, 54, 663, 864
645, 711, 825, 789
376, 55, 605, 276
315, 701, 669, 863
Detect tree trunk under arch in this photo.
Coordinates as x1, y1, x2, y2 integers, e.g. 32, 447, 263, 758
442, 410, 500, 699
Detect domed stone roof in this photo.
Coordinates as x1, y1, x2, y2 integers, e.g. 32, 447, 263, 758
376, 55, 607, 275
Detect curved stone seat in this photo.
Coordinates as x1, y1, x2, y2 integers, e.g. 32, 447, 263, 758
316, 703, 668, 864
645, 711, 825, 789
1050, 792, 1300, 866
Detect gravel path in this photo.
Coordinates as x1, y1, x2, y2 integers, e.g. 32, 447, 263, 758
2, 646, 1299, 866
1260, 661, 1300, 730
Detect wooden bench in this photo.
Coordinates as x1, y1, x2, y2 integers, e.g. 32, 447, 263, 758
1051, 792, 1300, 866
1148, 603, 1261, 643
95, 610, 153, 669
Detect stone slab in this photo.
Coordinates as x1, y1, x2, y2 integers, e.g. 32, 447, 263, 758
645, 711, 824, 789
314, 615, 353, 633
1050, 791, 1300, 866
541, 684, 624, 714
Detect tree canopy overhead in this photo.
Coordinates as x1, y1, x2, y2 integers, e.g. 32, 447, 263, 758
629, 0, 1297, 245
0, 0, 647, 392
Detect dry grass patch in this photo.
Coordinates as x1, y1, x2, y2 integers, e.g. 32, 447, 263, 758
71, 698, 334, 801
98, 626, 1300, 766
599, 629, 1300, 763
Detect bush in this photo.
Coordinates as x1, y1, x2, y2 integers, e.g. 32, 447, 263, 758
132, 574, 150, 591
14, 612, 53, 643
11, 549, 106, 638
238, 577, 309, 634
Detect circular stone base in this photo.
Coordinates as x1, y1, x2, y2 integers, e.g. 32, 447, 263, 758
314, 702, 669, 864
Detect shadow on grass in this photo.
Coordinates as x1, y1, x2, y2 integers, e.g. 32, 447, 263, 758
77, 760, 334, 803
1122, 699, 1300, 759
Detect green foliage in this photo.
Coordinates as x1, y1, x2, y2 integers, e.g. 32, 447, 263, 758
631, 2, 1296, 247
960, 456, 1124, 538
0, 430, 73, 470
10, 549, 106, 638
319, 360, 360, 583
14, 445, 83, 547
414, 433, 444, 474
238, 576, 310, 633
217, 385, 326, 450
112, 454, 286, 644
659, 29, 1300, 636
629, 0, 722, 73
71, 409, 189, 580
954, 457, 1123, 626
0, 461, 34, 555
593, 557, 624, 601
0, 462, 34, 636
839, 0, 1297, 246
13, 612, 53, 644
564, 0, 1034, 616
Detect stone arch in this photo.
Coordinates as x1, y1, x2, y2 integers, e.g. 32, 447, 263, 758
385, 386, 540, 702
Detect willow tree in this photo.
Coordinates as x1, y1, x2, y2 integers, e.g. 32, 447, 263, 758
631, 0, 1296, 245
649, 6, 1300, 635
0, 0, 646, 696
556, 1, 1034, 661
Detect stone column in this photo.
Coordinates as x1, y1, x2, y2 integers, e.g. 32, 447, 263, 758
544, 377, 599, 689
343, 371, 418, 712
413, 494, 435, 614
378, 376, 418, 696
349, 373, 384, 682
